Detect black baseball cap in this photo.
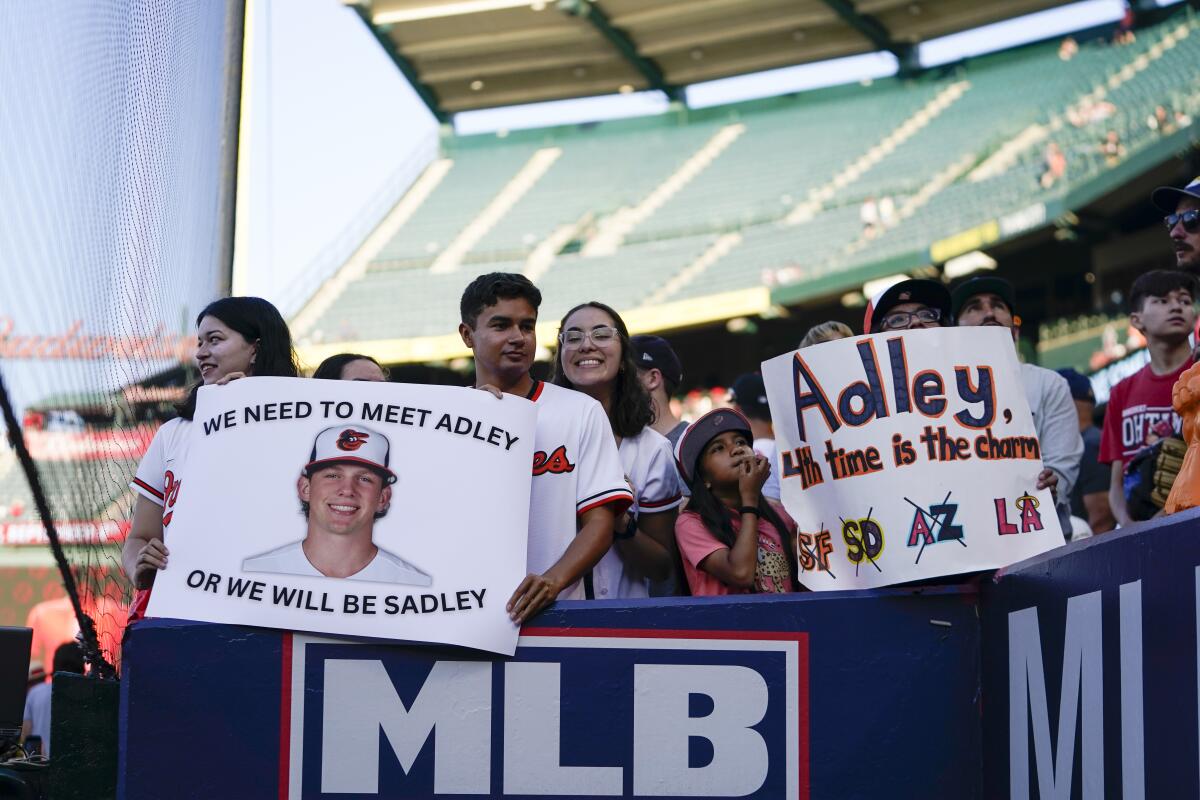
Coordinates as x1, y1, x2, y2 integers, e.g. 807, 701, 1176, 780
951, 276, 1017, 321
729, 372, 770, 421
1056, 368, 1096, 404
631, 334, 683, 388
863, 279, 952, 333
1151, 175, 1200, 214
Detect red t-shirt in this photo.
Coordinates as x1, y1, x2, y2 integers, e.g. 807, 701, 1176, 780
25, 598, 78, 676
1099, 358, 1192, 465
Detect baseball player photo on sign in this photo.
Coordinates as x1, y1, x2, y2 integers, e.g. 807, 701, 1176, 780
145, 376, 536, 655
241, 425, 433, 586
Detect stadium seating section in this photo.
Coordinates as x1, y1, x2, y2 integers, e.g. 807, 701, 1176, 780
301, 12, 1200, 344
0, 447, 141, 526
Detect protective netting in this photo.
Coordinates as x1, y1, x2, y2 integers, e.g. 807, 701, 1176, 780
0, 0, 243, 673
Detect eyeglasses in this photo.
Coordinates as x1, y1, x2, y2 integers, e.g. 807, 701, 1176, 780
1164, 208, 1200, 233
880, 308, 941, 331
559, 326, 619, 348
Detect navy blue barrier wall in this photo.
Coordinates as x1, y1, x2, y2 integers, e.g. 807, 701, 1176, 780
980, 507, 1200, 799
120, 588, 981, 799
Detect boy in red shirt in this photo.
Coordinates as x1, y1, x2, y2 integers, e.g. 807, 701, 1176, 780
1101, 269, 1198, 525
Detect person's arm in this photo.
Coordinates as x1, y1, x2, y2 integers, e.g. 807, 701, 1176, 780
121, 495, 168, 589
1083, 491, 1116, 534
613, 509, 676, 583
1098, 378, 1129, 527
1109, 461, 1132, 527
695, 455, 770, 590
1038, 373, 1084, 500
507, 503, 618, 623
613, 438, 683, 582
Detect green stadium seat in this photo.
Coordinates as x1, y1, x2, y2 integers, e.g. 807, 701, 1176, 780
301, 11, 1200, 345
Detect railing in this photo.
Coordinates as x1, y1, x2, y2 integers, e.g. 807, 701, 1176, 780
276, 132, 440, 318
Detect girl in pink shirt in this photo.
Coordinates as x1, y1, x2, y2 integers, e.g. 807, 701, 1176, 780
673, 408, 799, 596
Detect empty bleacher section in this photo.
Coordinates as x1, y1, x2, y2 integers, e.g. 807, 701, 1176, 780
474, 119, 725, 259
1037, 311, 1138, 372
0, 458, 141, 525
0, 423, 156, 541
370, 140, 545, 268
297, 11, 1200, 349
642, 83, 941, 239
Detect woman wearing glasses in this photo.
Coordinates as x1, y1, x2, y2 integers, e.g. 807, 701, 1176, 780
552, 301, 683, 598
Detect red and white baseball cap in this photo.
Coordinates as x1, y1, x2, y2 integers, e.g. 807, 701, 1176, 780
305, 425, 397, 483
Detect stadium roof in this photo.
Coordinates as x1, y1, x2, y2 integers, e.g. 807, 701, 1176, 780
349, 0, 1079, 119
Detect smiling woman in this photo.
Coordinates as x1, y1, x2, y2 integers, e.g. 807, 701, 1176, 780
121, 296, 300, 622
550, 301, 684, 598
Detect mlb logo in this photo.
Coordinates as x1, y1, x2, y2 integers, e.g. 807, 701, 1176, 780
283, 629, 809, 798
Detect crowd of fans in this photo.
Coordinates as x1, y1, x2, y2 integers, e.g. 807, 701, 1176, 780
15, 170, 1200, 760
104, 175, 1200, 632
111, 174, 1200, 612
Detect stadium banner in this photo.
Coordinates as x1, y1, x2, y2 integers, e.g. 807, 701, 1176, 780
145, 376, 535, 655
761, 326, 1064, 591
979, 509, 1200, 799
120, 588, 981, 798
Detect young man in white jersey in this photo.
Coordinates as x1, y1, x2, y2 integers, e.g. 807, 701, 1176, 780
458, 273, 633, 623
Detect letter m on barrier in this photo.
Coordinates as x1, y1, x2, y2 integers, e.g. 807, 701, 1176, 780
321, 660, 491, 794
1008, 592, 1103, 800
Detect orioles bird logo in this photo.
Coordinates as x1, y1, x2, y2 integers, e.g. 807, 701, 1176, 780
336, 429, 370, 452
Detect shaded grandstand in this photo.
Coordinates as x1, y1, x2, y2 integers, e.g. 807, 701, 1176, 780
290, 6, 1200, 384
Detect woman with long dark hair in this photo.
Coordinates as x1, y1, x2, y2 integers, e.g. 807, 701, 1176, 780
121, 297, 299, 620
312, 353, 388, 382
551, 301, 682, 597
673, 408, 799, 595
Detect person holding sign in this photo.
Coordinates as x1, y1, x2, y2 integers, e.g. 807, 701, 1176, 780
951, 276, 1081, 534
862, 278, 951, 334
673, 408, 799, 596
551, 302, 683, 599
122, 297, 301, 621
458, 274, 633, 622
241, 426, 432, 584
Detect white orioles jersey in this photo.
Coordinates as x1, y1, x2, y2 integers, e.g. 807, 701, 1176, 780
525, 381, 633, 601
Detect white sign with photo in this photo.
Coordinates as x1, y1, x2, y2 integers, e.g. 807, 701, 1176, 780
762, 326, 1065, 591
146, 377, 535, 655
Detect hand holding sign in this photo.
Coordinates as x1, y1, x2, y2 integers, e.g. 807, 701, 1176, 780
146, 377, 536, 655
762, 327, 1064, 590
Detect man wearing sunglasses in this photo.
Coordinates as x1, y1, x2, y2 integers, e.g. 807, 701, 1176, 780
861, 278, 951, 334
1152, 176, 1200, 271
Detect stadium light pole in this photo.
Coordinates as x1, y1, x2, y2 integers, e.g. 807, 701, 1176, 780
218, 0, 247, 298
